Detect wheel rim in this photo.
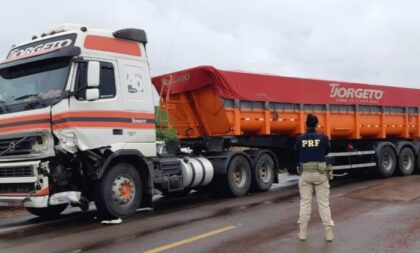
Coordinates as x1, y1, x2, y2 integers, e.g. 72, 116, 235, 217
402, 154, 413, 171
258, 161, 273, 183
232, 166, 247, 188
112, 174, 136, 206
382, 152, 393, 172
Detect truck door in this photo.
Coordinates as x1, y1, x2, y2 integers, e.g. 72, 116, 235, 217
118, 61, 156, 155
55, 60, 123, 150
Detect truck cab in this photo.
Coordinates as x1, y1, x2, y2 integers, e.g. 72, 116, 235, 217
0, 24, 157, 218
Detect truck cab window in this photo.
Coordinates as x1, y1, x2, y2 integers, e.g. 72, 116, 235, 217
75, 62, 116, 100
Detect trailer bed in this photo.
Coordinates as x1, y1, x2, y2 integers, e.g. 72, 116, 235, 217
152, 66, 420, 140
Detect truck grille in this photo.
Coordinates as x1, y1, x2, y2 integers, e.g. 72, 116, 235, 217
0, 183, 35, 194
0, 136, 39, 157
0, 167, 33, 177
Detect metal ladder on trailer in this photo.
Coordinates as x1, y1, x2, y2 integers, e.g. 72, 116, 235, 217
156, 75, 173, 137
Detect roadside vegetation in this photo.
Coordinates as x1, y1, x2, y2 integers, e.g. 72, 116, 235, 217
155, 107, 178, 141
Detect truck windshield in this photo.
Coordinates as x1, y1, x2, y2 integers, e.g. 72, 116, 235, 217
0, 58, 70, 114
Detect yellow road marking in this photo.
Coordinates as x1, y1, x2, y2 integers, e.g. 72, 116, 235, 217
143, 225, 237, 253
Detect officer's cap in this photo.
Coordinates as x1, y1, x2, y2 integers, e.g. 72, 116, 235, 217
306, 114, 318, 128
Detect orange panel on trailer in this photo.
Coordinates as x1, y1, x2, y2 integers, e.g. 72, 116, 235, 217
152, 66, 420, 140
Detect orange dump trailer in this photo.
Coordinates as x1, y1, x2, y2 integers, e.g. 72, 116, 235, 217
153, 66, 420, 178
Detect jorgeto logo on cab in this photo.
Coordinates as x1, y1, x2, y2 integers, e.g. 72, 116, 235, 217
5, 34, 76, 61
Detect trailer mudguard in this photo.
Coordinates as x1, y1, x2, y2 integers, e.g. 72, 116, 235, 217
395, 141, 416, 155
413, 141, 420, 156
205, 151, 252, 175
373, 142, 396, 155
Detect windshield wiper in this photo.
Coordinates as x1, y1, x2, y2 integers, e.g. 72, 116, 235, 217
14, 93, 47, 109
14, 93, 40, 101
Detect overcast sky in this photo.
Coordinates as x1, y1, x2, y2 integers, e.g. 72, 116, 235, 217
1, 0, 420, 88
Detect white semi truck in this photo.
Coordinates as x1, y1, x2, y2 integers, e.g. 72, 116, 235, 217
0, 24, 418, 219
0, 24, 281, 218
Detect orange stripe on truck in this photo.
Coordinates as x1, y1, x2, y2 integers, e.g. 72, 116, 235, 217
0, 111, 155, 133
84, 35, 141, 57
53, 121, 155, 130
52, 111, 154, 120
52, 111, 155, 130
0, 123, 51, 133
0, 113, 50, 125
0, 113, 51, 134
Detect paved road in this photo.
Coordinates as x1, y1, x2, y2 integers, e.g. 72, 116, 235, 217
1, 174, 420, 253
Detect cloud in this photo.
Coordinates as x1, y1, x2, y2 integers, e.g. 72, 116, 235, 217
1, 0, 420, 88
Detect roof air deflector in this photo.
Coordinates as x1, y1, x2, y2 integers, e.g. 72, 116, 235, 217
113, 29, 147, 44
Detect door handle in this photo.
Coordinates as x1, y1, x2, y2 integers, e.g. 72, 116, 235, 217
113, 129, 123, 135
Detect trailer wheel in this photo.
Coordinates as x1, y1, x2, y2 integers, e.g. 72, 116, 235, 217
224, 155, 251, 197
26, 204, 67, 218
398, 147, 415, 176
95, 162, 142, 219
252, 154, 275, 192
376, 146, 396, 177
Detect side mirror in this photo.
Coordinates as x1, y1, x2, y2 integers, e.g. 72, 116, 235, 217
87, 61, 100, 87
86, 88, 99, 101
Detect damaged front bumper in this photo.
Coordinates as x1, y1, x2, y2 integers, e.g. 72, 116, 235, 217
0, 160, 50, 208
0, 160, 84, 208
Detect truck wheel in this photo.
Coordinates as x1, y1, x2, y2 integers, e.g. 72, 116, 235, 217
26, 204, 67, 218
398, 147, 415, 176
251, 154, 275, 192
376, 146, 396, 177
224, 155, 251, 197
95, 163, 142, 219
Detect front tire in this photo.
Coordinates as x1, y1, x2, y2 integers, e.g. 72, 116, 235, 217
26, 204, 67, 218
95, 163, 142, 219
398, 147, 415, 176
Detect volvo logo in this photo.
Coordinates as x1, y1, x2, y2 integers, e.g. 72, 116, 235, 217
8, 142, 16, 152
0, 136, 28, 157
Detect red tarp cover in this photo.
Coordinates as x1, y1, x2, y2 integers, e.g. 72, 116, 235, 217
152, 66, 420, 107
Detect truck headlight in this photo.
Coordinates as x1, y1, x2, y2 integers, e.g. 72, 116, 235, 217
32, 136, 48, 153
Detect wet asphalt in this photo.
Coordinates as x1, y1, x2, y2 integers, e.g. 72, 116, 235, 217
1, 174, 420, 253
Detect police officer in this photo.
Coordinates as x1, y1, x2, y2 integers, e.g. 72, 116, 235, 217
294, 114, 334, 242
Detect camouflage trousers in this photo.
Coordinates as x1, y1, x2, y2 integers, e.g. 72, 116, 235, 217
298, 171, 335, 226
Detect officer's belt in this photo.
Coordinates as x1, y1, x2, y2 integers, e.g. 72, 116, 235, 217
301, 162, 327, 174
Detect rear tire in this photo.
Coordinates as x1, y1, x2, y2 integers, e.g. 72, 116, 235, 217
251, 154, 275, 192
376, 146, 396, 178
95, 163, 142, 219
398, 147, 415, 176
222, 155, 252, 197
26, 204, 67, 218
